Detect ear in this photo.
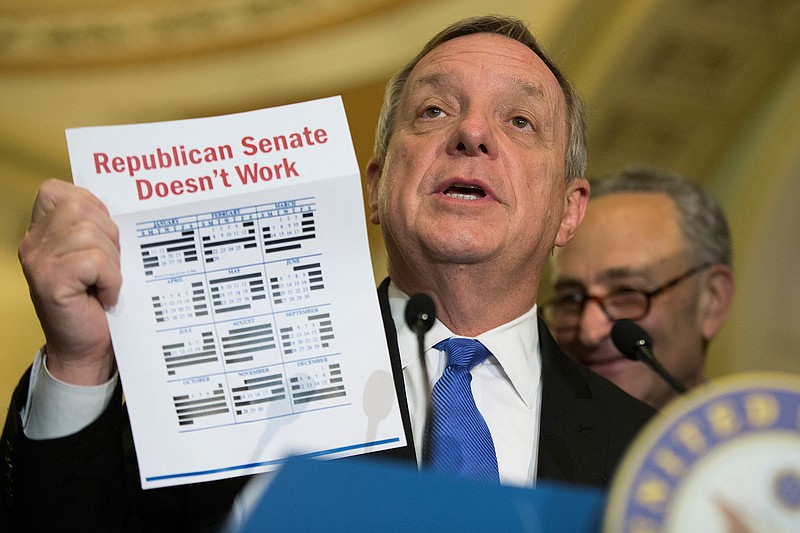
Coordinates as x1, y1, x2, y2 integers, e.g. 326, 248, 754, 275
698, 264, 735, 341
554, 178, 590, 248
366, 157, 382, 225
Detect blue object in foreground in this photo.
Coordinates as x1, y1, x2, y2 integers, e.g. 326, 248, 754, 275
239, 455, 606, 532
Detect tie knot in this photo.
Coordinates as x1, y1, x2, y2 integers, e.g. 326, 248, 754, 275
434, 338, 491, 370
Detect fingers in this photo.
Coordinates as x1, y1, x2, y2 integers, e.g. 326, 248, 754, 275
27, 179, 118, 250
32, 227, 122, 310
29, 178, 111, 228
19, 179, 121, 383
20, 180, 121, 302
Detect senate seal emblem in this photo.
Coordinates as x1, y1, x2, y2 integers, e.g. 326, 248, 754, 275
604, 372, 800, 532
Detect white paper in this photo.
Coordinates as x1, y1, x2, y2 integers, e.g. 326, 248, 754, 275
66, 96, 405, 489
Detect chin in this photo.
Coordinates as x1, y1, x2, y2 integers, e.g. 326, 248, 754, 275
422, 238, 498, 265
587, 357, 632, 378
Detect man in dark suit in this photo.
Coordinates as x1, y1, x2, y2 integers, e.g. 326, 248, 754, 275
1, 15, 653, 532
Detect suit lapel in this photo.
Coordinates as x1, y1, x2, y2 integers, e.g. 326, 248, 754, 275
537, 317, 610, 485
369, 282, 611, 483
370, 278, 417, 463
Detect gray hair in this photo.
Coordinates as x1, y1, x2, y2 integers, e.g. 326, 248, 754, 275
373, 15, 587, 182
590, 167, 732, 267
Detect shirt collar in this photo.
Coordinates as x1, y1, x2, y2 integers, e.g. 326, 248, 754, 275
388, 282, 541, 409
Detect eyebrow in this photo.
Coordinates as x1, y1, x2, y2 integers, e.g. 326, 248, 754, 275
554, 267, 652, 290
512, 78, 545, 100
597, 267, 650, 283
412, 71, 545, 100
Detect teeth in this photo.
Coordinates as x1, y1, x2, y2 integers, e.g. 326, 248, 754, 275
446, 192, 481, 200
445, 184, 484, 200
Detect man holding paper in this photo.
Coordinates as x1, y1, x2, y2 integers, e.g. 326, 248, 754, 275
1, 15, 653, 531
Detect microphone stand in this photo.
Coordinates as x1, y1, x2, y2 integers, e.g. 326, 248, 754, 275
638, 344, 688, 394
405, 293, 436, 465
611, 319, 688, 395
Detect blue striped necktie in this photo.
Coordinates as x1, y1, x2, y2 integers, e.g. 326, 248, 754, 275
423, 337, 499, 482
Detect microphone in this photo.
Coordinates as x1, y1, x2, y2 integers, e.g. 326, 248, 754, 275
611, 319, 687, 394
405, 293, 436, 338
404, 293, 436, 390
404, 293, 437, 461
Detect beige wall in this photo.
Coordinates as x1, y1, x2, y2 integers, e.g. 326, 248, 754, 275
706, 57, 800, 379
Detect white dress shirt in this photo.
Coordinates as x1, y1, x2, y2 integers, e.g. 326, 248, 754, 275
22, 348, 118, 440
387, 283, 542, 487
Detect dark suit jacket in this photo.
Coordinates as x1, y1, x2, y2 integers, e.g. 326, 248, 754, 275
1, 278, 654, 531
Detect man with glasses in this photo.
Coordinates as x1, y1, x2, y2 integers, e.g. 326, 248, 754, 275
544, 167, 734, 410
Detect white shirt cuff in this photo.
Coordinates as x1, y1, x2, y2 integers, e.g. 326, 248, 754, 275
21, 348, 119, 440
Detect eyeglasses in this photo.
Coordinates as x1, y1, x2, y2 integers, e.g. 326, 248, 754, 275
542, 264, 710, 329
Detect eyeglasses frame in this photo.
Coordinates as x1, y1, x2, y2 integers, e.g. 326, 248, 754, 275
543, 263, 711, 325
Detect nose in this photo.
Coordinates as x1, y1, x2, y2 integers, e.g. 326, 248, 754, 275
456, 141, 488, 154
448, 109, 494, 157
576, 299, 613, 349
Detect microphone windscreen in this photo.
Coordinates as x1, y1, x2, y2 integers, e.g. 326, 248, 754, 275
405, 293, 436, 334
611, 319, 653, 362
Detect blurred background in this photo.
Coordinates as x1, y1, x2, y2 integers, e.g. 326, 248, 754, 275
2, 0, 800, 427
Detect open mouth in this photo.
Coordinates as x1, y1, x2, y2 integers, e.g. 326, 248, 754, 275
443, 183, 487, 200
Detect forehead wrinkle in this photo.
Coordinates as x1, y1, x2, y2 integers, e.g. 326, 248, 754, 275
596, 266, 650, 284
555, 267, 642, 289
410, 71, 448, 93
410, 68, 547, 103
593, 251, 691, 286
513, 77, 545, 100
